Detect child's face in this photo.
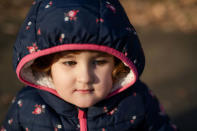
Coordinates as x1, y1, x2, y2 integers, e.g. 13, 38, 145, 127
51, 51, 114, 108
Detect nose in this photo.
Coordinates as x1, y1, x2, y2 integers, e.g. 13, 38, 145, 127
76, 64, 94, 84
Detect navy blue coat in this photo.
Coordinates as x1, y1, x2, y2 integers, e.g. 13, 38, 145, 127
2, 81, 177, 131
2, 0, 177, 130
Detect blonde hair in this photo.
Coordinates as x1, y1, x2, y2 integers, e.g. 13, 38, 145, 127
31, 51, 130, 82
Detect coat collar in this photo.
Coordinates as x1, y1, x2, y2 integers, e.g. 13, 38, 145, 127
37, 85, 134, 118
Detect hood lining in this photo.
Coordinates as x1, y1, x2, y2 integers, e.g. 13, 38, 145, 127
17, 44, 138, 98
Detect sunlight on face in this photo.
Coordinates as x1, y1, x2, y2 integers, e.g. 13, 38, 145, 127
51, 51, 115, 108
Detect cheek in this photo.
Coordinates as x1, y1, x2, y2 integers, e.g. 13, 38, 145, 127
51, 68, 60, 84
51, 65, 69, 86
98, 68, 113, 87
106, 67, 114, 88
51, 69, 71, 95
99, 72, 113, 96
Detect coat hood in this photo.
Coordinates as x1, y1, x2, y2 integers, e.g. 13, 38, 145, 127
13, 0, 145, 98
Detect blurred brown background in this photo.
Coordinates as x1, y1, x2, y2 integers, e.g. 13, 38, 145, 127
0, 0, 197, 130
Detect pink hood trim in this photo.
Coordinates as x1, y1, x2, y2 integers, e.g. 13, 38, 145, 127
16, 44, 138, 98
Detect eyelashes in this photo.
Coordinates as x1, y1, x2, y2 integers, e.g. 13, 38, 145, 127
62, 61, 77, 66
92, 60, 108, 65
62, 60, 108, 67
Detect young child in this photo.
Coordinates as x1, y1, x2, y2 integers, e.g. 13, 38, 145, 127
1, 0, 178, 130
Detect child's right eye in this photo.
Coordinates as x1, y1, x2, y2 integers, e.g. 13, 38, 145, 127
62, 61, 77, 66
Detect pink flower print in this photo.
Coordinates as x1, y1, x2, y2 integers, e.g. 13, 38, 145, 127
26, 21, 32, 30
45, 1, 53, 8
106, 1, 116, 13
68, 10, 79, 18
102, 128, 106, 131
32, 1, 36, 5
103, 106, 108, 113
64, 10, 79, 22
54, 124, 62, 131
59, 33, 65, 43
17, 100, 23, 107
8, 118, 13, 125
25, 128, 29, 131
107, 108, 117, 115
130, 115, 136, 124
0, 127, 6, 131
37, 28, 41, 35
130, 119, 134, 124
32, 104, 45, 115
104, 106, 117, 115
27, 43, 39, 53
124, 51, 128, 56
96, 18, 104, 23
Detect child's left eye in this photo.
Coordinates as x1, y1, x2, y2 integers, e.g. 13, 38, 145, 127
93, 60, 107, 65
62, 61, 77, 66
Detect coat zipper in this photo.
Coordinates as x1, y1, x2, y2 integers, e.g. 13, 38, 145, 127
78, 109, 87, 131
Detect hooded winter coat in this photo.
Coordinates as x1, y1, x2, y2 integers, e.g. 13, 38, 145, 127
2, 0, 177, 131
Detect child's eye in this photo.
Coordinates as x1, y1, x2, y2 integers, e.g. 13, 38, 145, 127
93, 60, 107, 65
62, 61, 77, 66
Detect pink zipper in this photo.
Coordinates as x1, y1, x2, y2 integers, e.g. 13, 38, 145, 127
78, 109, 87, 131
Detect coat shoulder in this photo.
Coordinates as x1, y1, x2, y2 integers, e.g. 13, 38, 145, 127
2, 86, 62, 131
15, 87, 61, 128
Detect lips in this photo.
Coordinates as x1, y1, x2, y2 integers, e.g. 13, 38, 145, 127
75, 89, 94, 94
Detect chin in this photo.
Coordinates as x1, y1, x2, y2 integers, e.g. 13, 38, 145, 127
76, 103, 94, 108
74, 101, 96, 108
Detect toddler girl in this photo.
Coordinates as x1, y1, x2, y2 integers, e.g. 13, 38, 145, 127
2, 0, 177, 130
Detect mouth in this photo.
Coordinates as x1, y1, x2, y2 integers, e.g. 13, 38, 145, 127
75, 89, 94, 94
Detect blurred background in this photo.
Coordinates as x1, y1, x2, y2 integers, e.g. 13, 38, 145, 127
0, 0, 197, 130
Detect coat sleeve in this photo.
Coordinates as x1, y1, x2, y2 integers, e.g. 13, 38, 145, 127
1, 95, 22, 130
140, 82, 178, 131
